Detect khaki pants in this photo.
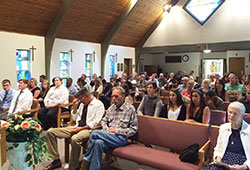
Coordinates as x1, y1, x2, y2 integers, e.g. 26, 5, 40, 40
47, 127, 90, 170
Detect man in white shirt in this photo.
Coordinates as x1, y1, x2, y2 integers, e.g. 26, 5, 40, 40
8, 79, 33, 115
44, 88, 105, 170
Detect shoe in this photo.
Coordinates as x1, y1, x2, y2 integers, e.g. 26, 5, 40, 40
43, 160, 62, 170
80, 160, 90, 170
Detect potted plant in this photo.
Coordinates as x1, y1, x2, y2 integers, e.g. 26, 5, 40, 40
1, 114, 49, 169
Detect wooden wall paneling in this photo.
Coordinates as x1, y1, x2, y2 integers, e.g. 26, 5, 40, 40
100, 0, 140, 76
56, 0, 130, 43
111, 0, 167, 47
0, 0, 63, 35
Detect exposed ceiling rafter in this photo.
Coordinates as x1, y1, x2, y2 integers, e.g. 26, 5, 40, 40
45, 0, 74, 80
100, 0, 140, 76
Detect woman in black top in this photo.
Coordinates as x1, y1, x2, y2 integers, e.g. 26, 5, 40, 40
29, 78, 41, 99
185, 89, 210, 124
37, 80, 50, 108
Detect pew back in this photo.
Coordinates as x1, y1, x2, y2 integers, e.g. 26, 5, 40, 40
137, 115, 209, 151
210, 110, 226, 126
243, 113, 250, 124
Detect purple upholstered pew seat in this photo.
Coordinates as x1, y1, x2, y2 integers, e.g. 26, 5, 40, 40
110, 115, 211, 170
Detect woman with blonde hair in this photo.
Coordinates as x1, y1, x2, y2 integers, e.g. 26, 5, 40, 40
199, 79, 212, 94
92, 77, 103, 96
29, 78, 41, 99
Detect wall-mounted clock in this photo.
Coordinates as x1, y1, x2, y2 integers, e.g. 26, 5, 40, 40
182, 55, 189, 62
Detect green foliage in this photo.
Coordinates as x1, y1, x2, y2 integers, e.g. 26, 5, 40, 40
1, 114, 50, 168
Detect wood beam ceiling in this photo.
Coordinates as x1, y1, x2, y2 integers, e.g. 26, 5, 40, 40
45, 0, 74, 80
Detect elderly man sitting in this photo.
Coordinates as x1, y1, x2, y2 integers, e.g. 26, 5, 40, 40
81, 86, 138, 170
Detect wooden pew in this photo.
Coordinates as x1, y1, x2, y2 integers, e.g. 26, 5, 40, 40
210, 110, 226, 126
243, 113, 250, 124
0, 127, 6, 166
108, 115, 211, 170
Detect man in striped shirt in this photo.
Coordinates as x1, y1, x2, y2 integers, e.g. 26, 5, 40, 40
81, 86, 138, 170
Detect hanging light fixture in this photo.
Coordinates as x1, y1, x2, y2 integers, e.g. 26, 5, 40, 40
203, 44, 211, 54
164, 0, 179, 13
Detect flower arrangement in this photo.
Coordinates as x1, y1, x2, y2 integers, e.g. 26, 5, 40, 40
1, 114, 49, 169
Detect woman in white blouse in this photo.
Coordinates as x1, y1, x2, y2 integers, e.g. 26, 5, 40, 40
38, 77, 69, 130
166, 88, 186, 120
92, 77, 103, 97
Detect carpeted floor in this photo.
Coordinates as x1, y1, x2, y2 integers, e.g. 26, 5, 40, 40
2, 132, 156, 170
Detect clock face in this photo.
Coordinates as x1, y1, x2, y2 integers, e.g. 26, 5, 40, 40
182, 55, 189, 62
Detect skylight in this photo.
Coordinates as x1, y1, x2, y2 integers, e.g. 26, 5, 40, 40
183, 0, 225, 25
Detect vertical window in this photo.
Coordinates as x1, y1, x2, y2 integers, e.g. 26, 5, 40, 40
16, 49, 32, 81
59, 52, 71, 85
109, 55, 116, 78
85, 53, 93, 81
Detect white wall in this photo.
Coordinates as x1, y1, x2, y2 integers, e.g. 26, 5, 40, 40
141, 52, 201, 76
144, 0, 250, 47
105, 45, 135, 80
51, 38, 101, 83
52, 40, 135, 82
0, 31, 45, 89
202, 52, 227, 59
141, 50, 250, 78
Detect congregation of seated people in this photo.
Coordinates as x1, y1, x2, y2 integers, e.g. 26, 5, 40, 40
1, 71, 250, 170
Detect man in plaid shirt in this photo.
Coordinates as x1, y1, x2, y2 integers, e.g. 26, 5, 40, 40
81, 86, 138, 170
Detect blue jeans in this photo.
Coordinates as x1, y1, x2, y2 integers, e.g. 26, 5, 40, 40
83, 130, 128, 170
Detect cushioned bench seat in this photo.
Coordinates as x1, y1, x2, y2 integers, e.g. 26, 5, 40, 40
111, 144, 199, 170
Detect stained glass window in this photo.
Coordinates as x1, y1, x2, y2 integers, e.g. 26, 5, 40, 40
59, 52, 71, 85
16, 49, 32, 81
109, 55, 116, 78
85, 53, 93, 81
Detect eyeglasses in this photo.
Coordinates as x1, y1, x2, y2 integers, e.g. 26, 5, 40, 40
111, 95, 121, 99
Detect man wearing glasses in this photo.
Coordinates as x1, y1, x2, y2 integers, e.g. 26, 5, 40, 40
0, 79, 16, 118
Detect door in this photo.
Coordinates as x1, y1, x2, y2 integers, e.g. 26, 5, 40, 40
229, 57, 245, 78
144, 65, 157, 76
202, 59, 224, 79
124, 58, 132, 76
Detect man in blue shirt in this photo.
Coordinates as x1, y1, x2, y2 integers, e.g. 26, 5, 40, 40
66, 77, 78, 96
0, 79, 16, 118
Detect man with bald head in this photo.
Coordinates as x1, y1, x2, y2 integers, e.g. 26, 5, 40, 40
177, 76, 189, 93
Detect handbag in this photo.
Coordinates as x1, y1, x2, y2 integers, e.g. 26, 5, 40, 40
179, 143, 199, 163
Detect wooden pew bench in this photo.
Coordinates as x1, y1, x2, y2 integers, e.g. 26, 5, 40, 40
107, 115, 212, 170
0, 127, 6, 166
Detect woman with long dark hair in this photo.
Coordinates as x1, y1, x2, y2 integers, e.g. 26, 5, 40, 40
214, 79, 226, 101
185, 89, 210, 124
37, 80, 50, 108
167, 88, 186, 120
